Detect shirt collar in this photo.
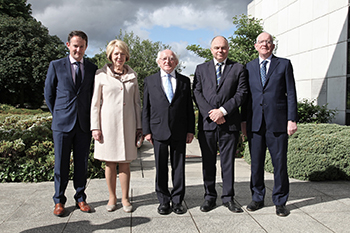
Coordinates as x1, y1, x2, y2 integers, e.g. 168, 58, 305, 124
213, 58, 227, 65
160, 69, 176, 78
259, 54, 272, 64
69, 55, 84, 65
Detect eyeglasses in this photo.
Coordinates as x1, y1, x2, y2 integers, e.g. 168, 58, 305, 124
160, 57, 176, 62
257, 40, 273, 45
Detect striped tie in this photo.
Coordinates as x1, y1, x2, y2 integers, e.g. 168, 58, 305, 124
261, 60, 267, 86
216, 62, 223, 85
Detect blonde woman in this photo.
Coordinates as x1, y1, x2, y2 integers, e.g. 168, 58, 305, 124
91, 39, 142, 212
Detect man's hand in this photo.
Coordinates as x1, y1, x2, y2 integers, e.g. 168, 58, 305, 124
145, 134, 153, 145
186, 133, 194, 144
209, 109, 226, 125
287, 121, 297, 136
92, 129, 103, 143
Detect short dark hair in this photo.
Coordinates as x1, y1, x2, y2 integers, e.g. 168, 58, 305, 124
68, 30, 88, 45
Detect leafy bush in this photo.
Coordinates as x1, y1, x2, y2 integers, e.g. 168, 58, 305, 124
0, 111, 104, 182
297, 99, 336, 123
244, 124, 350, 181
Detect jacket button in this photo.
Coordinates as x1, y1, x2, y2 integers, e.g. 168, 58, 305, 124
123, 103, 126, 106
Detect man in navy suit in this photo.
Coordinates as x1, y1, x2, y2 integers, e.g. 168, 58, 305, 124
241, 32, 298, 217
44, 30, 97, 217
142, 49, 195, 215
193, 36, 248, 213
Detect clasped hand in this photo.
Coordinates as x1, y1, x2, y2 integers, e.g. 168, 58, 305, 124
209, 109, 225, 125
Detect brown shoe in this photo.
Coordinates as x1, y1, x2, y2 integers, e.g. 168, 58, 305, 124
76, 201, 91, 213
53, 203, 65, 217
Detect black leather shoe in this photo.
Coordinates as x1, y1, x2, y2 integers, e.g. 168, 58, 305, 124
276, 205, 289, 217
247, 200, 264, 211
172, 202, 186, 214
157, 203, 172, 215
200, 200, 216, 212
223, 200, 243, 213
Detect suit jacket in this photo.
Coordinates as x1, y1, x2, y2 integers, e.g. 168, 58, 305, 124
193, 58, 248, 132
242, 55, 298, 133
44, 56, 98, 133
142, 71, 195, 141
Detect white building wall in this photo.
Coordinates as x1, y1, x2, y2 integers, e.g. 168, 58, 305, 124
248, 0, 349, 124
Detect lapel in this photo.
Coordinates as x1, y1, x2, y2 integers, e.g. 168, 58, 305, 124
264, 55, 279, 87
217, 59, 233, 91
63, 56, 76, 90
207, 61, 217, 89
173, 71, 182, 101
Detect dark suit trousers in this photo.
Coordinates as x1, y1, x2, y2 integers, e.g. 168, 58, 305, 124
248, 118, 289, 206
52, 122, 91, 204
198, 129, 239, 203
153, 138, 186, 205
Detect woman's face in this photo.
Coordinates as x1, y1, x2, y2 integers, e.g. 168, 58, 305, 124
111, 46, 126, 67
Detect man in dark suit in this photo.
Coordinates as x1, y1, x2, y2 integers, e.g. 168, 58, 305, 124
44, 30, 97, 217
241, 32, 298, 217
193, 36, 248, 213
142, 49, 195, 215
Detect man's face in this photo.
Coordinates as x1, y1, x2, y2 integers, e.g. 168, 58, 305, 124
157, 50, 178, 73
254, 33, 275, 59
210, 37, 229, 63
66, 36, 87, 61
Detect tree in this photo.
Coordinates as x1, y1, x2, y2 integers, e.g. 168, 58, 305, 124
90, 30, 181, 101
187, 14, 264, 65
0, 0, 67, 108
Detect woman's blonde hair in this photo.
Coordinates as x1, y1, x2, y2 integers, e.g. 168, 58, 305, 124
106, 39, 130, 62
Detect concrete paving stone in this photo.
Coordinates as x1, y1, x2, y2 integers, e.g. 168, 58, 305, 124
291, 196, 350, 213
308, 211, 350, 233
252, 212, 334, 233
1, 219, 68, 233
193, 214, 265, 233
132, 216, 197, 233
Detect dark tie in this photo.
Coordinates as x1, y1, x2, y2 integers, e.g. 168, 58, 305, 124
216, 62, 223, 85
261, 60, 267, 86
74, 62, 82, 89
165, 73, 173, 102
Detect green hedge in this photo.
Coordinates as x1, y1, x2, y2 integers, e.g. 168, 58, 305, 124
244, 124, 350, 181
0, 114, 104, 182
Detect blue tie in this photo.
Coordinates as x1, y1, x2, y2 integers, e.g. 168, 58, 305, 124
216, 62, 223, 85
261, 60, 267, 86
74, 62, 82, 89
165, 73, 173, 102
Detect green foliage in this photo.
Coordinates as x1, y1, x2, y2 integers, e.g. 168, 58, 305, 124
244, 124, 350, 181
228, 14, 263, 65
0, 110, 105, 182
90, 30, 180, 101
0, 0, 31, 19
0, 1, 67, 108
186, 14, 264, 65
298, 99, 336, 123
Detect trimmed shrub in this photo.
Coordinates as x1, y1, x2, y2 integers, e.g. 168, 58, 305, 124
297, 99, 336, 123
0, 112, 104, 182
244, 123, 350, 181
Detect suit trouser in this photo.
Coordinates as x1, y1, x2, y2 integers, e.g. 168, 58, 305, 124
52, 123, 91, 204
248, 119, 289, 206
198, 128, 239, 203
153, 138, 186, 205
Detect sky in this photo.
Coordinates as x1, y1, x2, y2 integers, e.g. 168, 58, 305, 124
27, 0, 252, 76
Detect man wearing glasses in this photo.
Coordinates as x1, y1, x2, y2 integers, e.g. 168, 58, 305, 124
241, 32, 298, 217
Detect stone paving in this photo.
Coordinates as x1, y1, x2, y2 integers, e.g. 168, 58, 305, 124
0, 139, 350, 232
